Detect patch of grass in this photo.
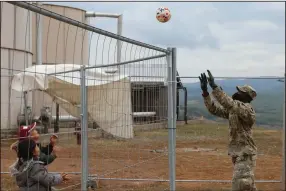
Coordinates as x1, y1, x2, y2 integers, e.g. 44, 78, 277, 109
134, 122, 282, 156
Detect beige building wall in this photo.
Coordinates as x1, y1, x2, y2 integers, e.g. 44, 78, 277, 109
31, 4, 89, 118
1, 2, 33, 130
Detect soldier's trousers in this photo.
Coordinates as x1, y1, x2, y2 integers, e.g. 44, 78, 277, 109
231, 154, 257, 191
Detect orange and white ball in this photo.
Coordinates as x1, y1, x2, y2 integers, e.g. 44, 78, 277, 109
156, 7, 171, 23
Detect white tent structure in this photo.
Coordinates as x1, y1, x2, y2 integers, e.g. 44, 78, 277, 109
11, 64, 134, 139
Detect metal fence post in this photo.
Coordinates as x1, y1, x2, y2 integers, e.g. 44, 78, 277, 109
80, 66, 88, 190
282, 72, 286, 191
167, 47, 176, 190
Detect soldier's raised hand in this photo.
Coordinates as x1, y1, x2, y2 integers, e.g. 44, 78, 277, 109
207, 70, 218, 89
198, 73, 208, 92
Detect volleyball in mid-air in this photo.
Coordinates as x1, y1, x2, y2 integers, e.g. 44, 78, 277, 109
156, 7, 171, 23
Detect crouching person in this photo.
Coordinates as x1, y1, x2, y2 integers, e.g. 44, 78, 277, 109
10, 138, 69, 191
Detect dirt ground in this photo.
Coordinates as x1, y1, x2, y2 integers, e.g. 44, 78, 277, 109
1, 122, 283, 191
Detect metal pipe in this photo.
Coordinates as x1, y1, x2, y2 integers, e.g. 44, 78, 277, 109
33, 115, 80, 123
85, 11, 120, 18
167, 47, 176, 190
282, 72, 286, 191
172, 47, 177, 190
0, 172, 281, 183
183, 87, 188, 124
84, 53, 167, 70
1, 171, 84, 175
23, 92, 28, 125
85, 11, 123, 72
80, 66, 88, 190
8, 51, 12, 130
133, 112, 156, 117
54, 103, 59, 133
47, 53, 167, 76
8, 2, 168, 53
117, 14, 123, 71
34, 112, 157, 123
88, 177, 281, 183
176, 89, 179, 120
178, 76, 284, 80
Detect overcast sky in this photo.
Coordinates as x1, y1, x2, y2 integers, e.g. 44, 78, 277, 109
50, 2, 285, 82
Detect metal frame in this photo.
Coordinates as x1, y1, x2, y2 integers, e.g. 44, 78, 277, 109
80, 66, 88, 190
178, 76, 284, 80
85, 12, 123, 65
167, 47, 177, 190
7, 2, 285, 191
283, 72, 286, 191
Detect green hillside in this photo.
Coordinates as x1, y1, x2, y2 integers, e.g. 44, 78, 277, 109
178, 79, 284, 128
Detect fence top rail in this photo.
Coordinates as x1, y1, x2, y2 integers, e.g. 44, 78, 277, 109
8, 1, 169, 54
179, 76, 285, 80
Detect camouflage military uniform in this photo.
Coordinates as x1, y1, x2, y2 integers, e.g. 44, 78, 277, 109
203, 85, 257, 191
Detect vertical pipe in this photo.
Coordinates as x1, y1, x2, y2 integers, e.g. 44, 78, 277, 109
167, 47, 176, 190
176, 89, 179, 120
8, 50, 11, 129
23, 91, 28, 125
282, 72, 286, 191
54, 104, 59, 133
80, 66, 88, 190
35, 2, 43, 128
117, 15, 122, 69
172, 47, 177, 188
184, 87, 188, 124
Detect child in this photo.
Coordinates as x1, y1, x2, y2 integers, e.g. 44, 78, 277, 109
10, 122, 58, 166
10, 138, 69, 191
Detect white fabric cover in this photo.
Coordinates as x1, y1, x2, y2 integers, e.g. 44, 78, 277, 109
11, 64, 134, 139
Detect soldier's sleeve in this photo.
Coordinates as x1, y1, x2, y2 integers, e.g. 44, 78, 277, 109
39, 152, 57, 165
40, 144, 49, 155
212, 87, 255, 124
203, 94, 229, 119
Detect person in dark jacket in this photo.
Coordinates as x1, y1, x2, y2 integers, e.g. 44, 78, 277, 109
10, 138, 69, 191
10, 122, 58, 165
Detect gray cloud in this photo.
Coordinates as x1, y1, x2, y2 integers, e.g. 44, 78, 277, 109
44, 2, 285, 80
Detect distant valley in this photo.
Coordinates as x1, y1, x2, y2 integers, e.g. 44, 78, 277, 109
178, 79, 284, 128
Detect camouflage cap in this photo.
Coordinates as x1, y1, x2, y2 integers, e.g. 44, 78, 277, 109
236, 85, 257, 99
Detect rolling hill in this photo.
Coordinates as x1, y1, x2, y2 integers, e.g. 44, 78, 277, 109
178, 79, 284, 128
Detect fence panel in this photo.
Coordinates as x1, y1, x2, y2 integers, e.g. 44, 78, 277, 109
175, 76, 285, 191
1, 2, 176, 191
